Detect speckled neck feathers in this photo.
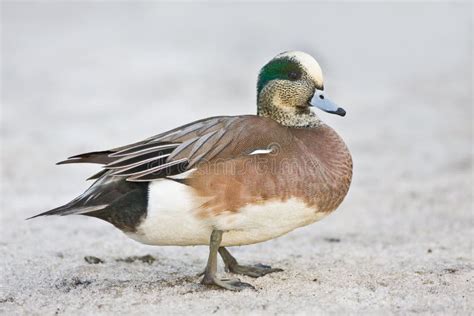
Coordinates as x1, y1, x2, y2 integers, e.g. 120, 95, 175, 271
257, 89, 322, 128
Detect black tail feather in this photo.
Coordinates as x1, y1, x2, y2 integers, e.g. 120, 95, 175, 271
26, 204, 73, 220
27, 203, 109, 220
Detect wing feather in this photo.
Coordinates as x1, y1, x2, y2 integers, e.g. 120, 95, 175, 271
126, 158, 189, 181
187, 130, 218, 159
107, 153, 171, 170
166, 137, 199, 161
109, 143, 180, 158
57, 115, 280, 182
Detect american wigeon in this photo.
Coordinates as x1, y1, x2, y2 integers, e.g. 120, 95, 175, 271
32, 51, 353, 290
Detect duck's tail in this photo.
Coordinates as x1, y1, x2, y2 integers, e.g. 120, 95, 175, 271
27, 176, 113, 220
27, 200, 108, 220
27, 177, 148, 232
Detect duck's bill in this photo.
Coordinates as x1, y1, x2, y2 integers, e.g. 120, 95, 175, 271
309, 90, 346, 117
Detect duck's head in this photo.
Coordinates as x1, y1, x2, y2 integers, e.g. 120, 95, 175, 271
257, 51, 345, 127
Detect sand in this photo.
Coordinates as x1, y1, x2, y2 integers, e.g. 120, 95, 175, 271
1, 2, 472, 315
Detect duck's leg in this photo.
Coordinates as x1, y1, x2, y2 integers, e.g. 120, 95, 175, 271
201, 230, 255, 291
218, 247, 283, 278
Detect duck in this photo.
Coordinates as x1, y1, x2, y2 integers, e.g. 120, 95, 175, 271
31, 51, 353, 291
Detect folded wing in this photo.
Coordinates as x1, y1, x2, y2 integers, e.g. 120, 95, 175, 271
57, 115, 276, 182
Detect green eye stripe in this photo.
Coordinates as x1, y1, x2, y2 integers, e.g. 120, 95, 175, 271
257, 58, 302, 94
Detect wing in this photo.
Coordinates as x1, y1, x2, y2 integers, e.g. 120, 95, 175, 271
57, 115, 284, 182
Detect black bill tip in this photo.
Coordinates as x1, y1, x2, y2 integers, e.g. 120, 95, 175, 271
334, 107, 346, 117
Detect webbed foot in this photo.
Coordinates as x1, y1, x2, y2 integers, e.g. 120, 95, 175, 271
201, 276, 254, 291
227, 263, 283, 278
218, 247, 283, 278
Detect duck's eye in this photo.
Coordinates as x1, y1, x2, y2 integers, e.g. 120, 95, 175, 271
319, 95, 325, 100
288, 71, 301, 81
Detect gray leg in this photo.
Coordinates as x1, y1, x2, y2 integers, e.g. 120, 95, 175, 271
201, 230, 254, 291
218, 247, 283, 278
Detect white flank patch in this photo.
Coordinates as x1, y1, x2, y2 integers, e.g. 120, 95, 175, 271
277, 51, 324, 87
126, 179, 212, 246
126, 179, 328, 247
248, 148, 273, 155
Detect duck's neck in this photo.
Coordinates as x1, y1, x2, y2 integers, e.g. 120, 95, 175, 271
257, 94, 322, 128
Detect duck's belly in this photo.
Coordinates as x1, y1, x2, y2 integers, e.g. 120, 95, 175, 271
125, 180, 328, 247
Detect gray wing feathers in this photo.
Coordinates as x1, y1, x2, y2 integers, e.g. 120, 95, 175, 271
101, 116, 240, 181
55, 115, 264, 182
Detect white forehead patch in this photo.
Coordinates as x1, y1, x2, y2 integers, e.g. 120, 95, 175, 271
276, 51, 324, 87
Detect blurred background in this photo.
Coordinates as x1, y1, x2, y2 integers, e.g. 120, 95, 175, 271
1, 2, 472, 314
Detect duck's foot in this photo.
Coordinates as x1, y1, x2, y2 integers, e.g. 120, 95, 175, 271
201, 275, 255, 291
201, 230, 255, 291
228, 263, 283, 278
218, 247, 283, 278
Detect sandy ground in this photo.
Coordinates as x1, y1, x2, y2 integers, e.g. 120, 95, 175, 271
1, 2, 473, 315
